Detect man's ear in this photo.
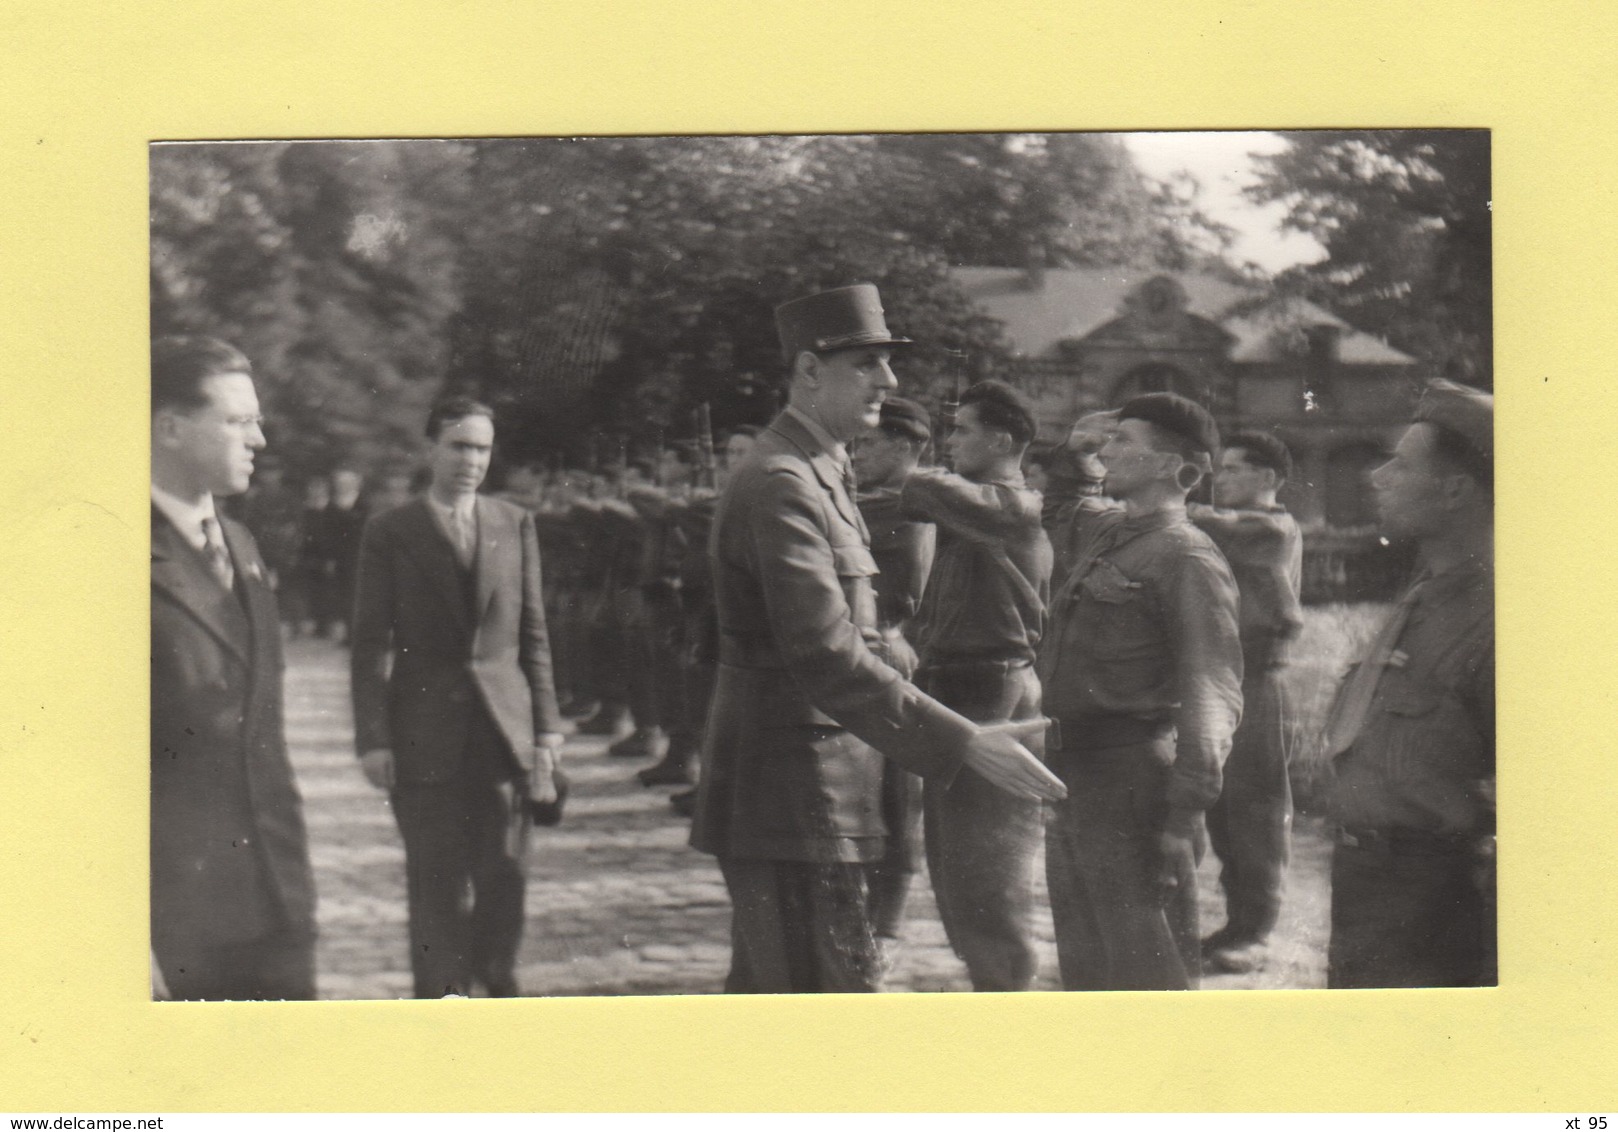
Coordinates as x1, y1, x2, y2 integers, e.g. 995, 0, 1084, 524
1174, 461, 1204, 492
1440, 470, 1479, 510
152, 409, 182, 451
793, 350, 820, 386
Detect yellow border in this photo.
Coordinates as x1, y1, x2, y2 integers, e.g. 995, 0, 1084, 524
1, 0, 1611, 1112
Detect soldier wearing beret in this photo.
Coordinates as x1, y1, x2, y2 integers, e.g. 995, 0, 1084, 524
899, 380, 1052, 991
1322, 379, 1495, 988
851, 396, 937, 970
1040, 393, 1244, 990
1190, 431, 1305, 974
690, 284, 1064, 994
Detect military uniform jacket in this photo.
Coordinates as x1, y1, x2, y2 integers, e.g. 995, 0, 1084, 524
690, 411, 976, 864
350, 496, 562, 784
151, 508, 317, 950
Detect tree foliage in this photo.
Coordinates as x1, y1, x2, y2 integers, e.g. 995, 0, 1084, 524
151, 134, 1231, 477
1247, 130, 1492, 387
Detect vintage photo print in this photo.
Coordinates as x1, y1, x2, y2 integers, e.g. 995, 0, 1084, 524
148, 130, 1493, 1000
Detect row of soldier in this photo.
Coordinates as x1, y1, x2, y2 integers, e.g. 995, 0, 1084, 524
150, 281, 1493, 999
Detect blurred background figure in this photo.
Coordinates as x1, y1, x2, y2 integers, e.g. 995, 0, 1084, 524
1191, 431, 1304, 974
327, 467, 368, 646
293, 475, 333, 639
665, 425, 758, 816
237, 455, 305, 636
852, 398, 936, 979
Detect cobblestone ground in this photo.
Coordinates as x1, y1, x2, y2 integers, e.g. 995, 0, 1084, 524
288, 638, 1329, 998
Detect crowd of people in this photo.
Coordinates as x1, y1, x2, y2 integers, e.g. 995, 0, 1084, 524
149, 281, 1495, 1000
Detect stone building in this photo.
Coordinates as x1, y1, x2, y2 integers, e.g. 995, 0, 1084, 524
952, 266, 1426, 530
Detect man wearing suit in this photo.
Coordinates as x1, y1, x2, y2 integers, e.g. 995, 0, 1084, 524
351, 397, 563, 998
690, 284, 1065, 994
150, 335, 317, 1000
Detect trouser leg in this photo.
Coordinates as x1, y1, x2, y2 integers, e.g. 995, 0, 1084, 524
392, 718, 527, 998
1328, 842, 1494, 988
464, 746, 531, 991
719, 857, 881, 993
865, 764, 922, 940
1044, 739, 1196, 991
392, 779, 475, 998
1208, 669, 1293, 944
918, 663, 1043, 991
155, 925, 316, 1001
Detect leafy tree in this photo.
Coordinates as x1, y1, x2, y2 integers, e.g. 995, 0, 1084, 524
151, 140, 473, 476
447, 133, 1218, 464
1247, 130, 1492, 387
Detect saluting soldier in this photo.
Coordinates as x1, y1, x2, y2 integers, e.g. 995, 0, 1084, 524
900, 380, 1052, 992
690, 283, 1064, 994
1040, 394, 1243, 991
1189, 431, 1305, 974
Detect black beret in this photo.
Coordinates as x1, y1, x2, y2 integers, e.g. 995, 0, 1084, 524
1119, 392, 1220, 460
877, 396, 932, 443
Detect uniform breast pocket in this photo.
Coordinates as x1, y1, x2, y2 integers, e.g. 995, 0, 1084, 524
1371, 673, 1487, 783
831, 542, 879, 630
1077, 561, 1161, 659
830, 543, 878, 579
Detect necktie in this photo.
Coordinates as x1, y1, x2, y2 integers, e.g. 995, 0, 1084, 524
1321, 576, 1426, 759
200, 516, 234, 592
453, 505, 476, 567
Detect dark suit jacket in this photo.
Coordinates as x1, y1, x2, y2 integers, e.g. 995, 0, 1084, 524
690, 411, 975, 865
350, 496, 561, 784
151, 508, 316, 950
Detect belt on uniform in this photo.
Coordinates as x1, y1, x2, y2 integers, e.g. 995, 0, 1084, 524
1046, 714, 1172, 752
1337, 825, 1486, 857
916, 655, 1033, 675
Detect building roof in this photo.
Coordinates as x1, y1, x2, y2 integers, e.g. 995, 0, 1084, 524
951, 266, 1416, 366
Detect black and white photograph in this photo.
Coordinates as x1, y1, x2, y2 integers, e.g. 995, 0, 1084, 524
148, 129, 1494, 1000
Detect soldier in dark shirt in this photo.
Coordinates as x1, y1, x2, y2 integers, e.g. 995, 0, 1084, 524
1323, 380, 1494, 988
1040, 394, 1243, 990
900, 381, 1052, 991
1190, 432, 1304, 973
852, 397, 936, 971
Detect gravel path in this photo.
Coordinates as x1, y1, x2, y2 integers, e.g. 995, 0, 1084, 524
285, 637, 1329, 998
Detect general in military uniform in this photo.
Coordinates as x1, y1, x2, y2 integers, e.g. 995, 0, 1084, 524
690, 284, 1064, 994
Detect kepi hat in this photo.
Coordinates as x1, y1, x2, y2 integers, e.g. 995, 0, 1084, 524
775, 283, 912, 364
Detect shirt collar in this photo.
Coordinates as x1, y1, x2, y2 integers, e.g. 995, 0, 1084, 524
151, 485, 218, 548
784, 405, 849, 469
426, 492, 477, 522
1119, 503, 1186, 535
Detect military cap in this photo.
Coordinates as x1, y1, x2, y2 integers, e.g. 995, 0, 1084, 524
775, 283, 912, 364
1118, 392, 1221, 460
1414, 378, 1493, 468
876, 396, 932, 443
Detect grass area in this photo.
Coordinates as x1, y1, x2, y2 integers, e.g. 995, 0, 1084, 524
1282, 602, 1391, 812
